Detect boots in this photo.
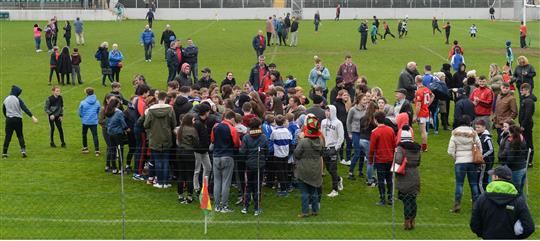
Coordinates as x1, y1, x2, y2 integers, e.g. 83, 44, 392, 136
404, 219, 411, 230
450, 201, 461, 213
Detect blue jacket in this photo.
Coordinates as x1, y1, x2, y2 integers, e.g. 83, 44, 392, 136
252, 35, 266, 51
239, 132, 268, 169
308, 66, 331, 90
140, 30, 155, 44
78, 95, 101, 125
423, 74, 434, 87
109, 50, 123, 67
106, 109, 127, 135
212, 121, 237, 158
262, 122, 274, 153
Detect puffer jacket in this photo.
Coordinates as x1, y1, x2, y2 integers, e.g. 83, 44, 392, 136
346, 104, 366, 134
143, 103, 177, 151
78, 95, 101, 125
447, 125, 482, 164
394, 141, 421, 195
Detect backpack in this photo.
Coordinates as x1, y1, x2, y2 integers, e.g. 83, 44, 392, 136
94, 49, 101, 61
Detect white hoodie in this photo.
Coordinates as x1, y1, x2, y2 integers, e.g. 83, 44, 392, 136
321, 105, 344, 149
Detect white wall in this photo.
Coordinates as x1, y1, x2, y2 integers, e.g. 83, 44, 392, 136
4, 7, 538, 21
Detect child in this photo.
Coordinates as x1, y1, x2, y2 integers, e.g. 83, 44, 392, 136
33, 24, 42, 52
286, 113, 300, 191
241, 102, 257, 127
109, 82, 129, 106
475, 120, 494, 192
382, 21, 395, 39
505, 41, 514, 68
262, 114, 276, 188
234, 113, 248, 205
240, 117, 268, 216
321, 105, 344, 197
269, 115, 292, 197
370, 22, 378, 44
44, 23, 53, 52
78, 87, 101, 156
44, 86, 65, 148
176, 113, 199, 204
71, 48, 83, 85
502, 62, 515, 92
123, 96, 138, 173
48, 46, 60, 85
2, 85, 39, 159
469, 24, 478, 38
284, 75, 297, 94
450, 48, 465, 72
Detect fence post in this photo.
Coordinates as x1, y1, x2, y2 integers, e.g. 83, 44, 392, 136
117, 145, 126, 240
391, 170, 396, 240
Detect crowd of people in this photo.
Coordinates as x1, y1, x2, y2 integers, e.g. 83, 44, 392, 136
4, 14, 537, 238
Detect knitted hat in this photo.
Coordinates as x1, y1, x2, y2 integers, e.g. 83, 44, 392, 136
303, 114, 320, 138
400, 125, 413, 142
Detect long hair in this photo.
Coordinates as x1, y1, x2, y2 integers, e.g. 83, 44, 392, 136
509, 125, 523, 150
360, 102, 377, 131
355, 93, 366, 105
104, 97, 120, 118
176, 113, 195, 145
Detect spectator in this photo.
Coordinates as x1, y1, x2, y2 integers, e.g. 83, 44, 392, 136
289, 16, 299, 47
470, 166, 535, 239
294, 114, 324, 217
512, 56, 536, 92
447, 115, 481, 213
334, 90, 353, 165
79, 87, 101, 156
398, 62, 419, 101
221, 72, 236, 90
314, 11, 321, 32
394, 125, 421, 230
252, 30, 266, 59
166, 42, 179, 82
308, 58, 331, 99
144, 91, 177, 188
193, 103, 212, 193
71, 48, 83, 85
474, 120, 494, 192
56, 47, 73, 85
358, 20, 368, 50
493, 82, 517, 142
184, 38, 199, 81
176, 113, 199, 204
195, 67, 216, 90
211, 110, 241, 213
269, 115, 292, 197
347, 94, 368, 179
48, 46, 60, 85
74, 17, 84, 46
33, 23, 42, 52
519, 21, 527, 48
44, 86, 65, 148
2, 85, 38, 159
160, 24, 176, 59
321, 105, 345, 197
248, 55, 269, 92
499, 126, 528, 194
369, 111, 396, 205
453, 88, 475, 129
104, 97, 128, 174
450, 48, 465, 72
442, 21, 451, 44
519, 83, 535, 167
140, 25, 155, 62
336, 55, 358, 97
96, 42, 113, 86
145, 9, 154, 28
470, 75, 494, 130
63, 20, 71, 47
109, 43, 124, 82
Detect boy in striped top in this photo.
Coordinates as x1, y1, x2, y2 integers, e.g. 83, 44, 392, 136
270, 115, 292, 197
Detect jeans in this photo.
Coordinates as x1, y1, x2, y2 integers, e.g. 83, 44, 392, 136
512, 168, 527, 194
255, 48, 264, 60
213, 156, 234, 208
152, 150, 170, 185
34, 37, 41, 50
323, 148, 340, 191
188, 62, 198, 81
520, 36, 527, 48
82, 124, 99, 151
71, 65, 82, 84
454, 163, 480, 202
3, 117, 25, 155
375, 163, 393, 200
350, 132, 362, 175
298, 180, 320, 215
143, 43, 153, 60
46, 37, 53, 50
427, 105, 439, 133
193, 152, 212, 191
314, 23, 319, 31
48, 116, 65, 145
133, 127, 147, 175
398, 192, 417, 219
339, 133, 352, 162
244, 167, 263, 210
49, 67, 60, 84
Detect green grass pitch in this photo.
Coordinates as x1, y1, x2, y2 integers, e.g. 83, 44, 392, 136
0, 18, 539, 239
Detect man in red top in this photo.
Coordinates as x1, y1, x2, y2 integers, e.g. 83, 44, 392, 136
369, 111, 396, 206
252, 30, 266, 60
470, 76, 493, 131
447, 40, 464, 60
520, 21, 527, 48
413, 75, 434, 152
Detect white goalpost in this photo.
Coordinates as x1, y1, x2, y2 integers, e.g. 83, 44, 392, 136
523, 0, 540, 26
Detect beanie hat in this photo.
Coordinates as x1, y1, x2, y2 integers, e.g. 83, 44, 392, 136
400, 125, 413, 142
303, 114, 320, 138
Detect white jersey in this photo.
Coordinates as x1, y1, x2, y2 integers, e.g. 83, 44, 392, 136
470, 26, 477, 34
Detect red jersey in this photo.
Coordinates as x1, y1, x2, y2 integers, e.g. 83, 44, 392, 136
520, 25, 527, 37
414, 86, 433, 118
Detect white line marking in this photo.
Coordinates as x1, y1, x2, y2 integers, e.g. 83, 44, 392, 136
420, 45, 448, 62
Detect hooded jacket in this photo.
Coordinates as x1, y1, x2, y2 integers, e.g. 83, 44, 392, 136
78, 94, 101, 125
321, 105, 344, 149
346, 104, 366, 134
143, 103, 177, 151
470, 180, 535, 239
173, 95, 192, 124
519, 94, 536, 129
470, 86, 493, 116
140, 29, 155, 45
294, 136, 324, 187
3, 86, 33, 119
193, 115, 210, 153
240, 129, 268, 169
453, 94, 475, 128
513, 64, 536, 89
479, 130, 494, 165
395, 113, 414, 145
447, 126, 482, 164
177, 125, 199, 150
56, 47, 72, 74
394, 141, 421, 194
109, 50, 124, 67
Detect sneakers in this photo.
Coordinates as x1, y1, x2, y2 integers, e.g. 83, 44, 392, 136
125, 165, 132, 173
50, 143, 57, 148
153, 183, 164, 189
277, 191, 289, 197
2, 154, 7, 159
376, 200, 386, 206
61, 143, 66, 148
132, 174, 145, 181
235, 197, 243, 205
327, 190, 339, 198
112, 169, 118, 174
347, 174, 356, 180
254, 209, 262, 216
214, 206, 222, 212
81, 147, 89, 154
337, 177, 344, 191
340, 159, 349, 165
179, 196, 192, 204
241, 207, 248, 214
220, 206, 233, 213
95, 151, 100, 157
21, 151, 27, 158
36, 49, 43, 53
163, 184, 172, 189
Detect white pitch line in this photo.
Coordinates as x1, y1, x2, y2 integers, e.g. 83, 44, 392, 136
420, 45, 448, 62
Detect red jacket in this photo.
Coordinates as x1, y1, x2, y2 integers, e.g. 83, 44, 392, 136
368, 125, 396, 164
469, 86, 493, 116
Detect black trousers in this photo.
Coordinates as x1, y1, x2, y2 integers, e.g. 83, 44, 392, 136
49, 68, 60, 84
375, 162, 393, 200
398, 192, 417, 219
109, 133, 125, 170
244, 167, 263, 210
60, 73, 70, 84
3, 117, 25, 155
523, 124, 534, 164
266, 32, 272, 46
323, 148, 340, 191
111, 66, 121, 82
275, 156, 288, 192
177, 149, 195, 196
383, 29, 395, 39
49, 116, 65, 144
360, 35, 367, 50
167, 66, 177, 82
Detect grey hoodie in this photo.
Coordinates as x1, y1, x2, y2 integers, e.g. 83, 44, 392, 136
346, 104, 366, 134
321, 105, 344, 149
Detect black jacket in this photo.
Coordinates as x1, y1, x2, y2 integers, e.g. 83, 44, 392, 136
98, 47, 110, 68
453, 94, 475, 128
290, 21, 299, 32
499, 139, 529, 171
160, 30, 176, 46
183, 45, 198, 64
358, 23, 368, 36
450, 64, 466, 89
63, 24, 71, 39
194, 77, 216, 90
193, 115, 210, 153
519, 94, 536, 129
248, 63, 269, 92
221, 77, 236, 89
166, 47, 179, 69
173, 96, 192, 125
240, 131, 268, 169
470, 181, 535, 239
397, 68, 419, 101
56, 48, 72, 74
